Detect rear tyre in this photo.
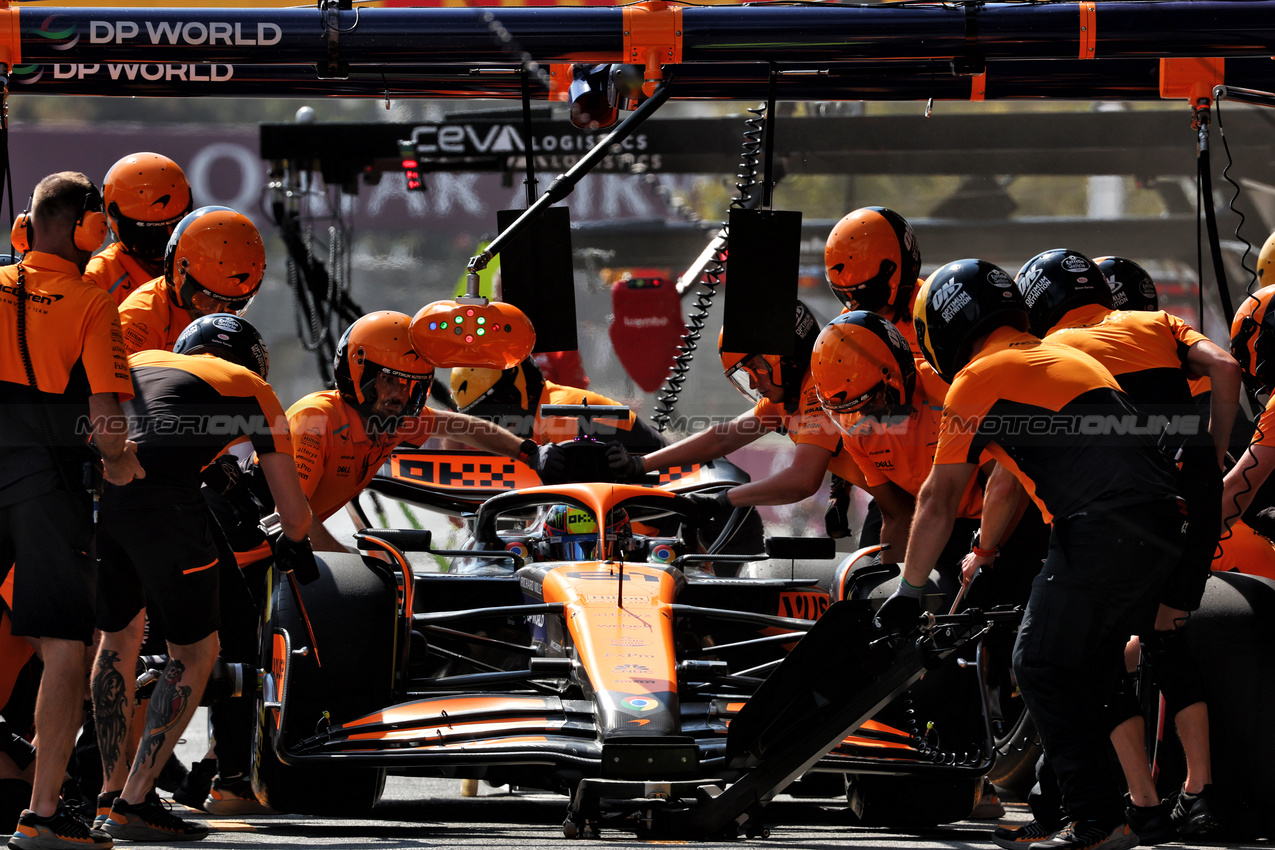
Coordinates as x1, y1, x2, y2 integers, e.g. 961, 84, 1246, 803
252, 554, 395, 816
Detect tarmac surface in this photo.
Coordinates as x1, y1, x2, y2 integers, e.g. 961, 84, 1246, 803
147, 710, 1254, 850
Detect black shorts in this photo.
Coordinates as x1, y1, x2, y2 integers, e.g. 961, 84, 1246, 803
1161, 447, 1221, 612
96, 485, 223, 646
0, 488, 96, 643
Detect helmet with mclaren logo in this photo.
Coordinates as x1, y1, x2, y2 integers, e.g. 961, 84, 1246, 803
104, 152, 192, 265
719, 300, 821, 411
1094, 256, 1158, 312
334, 311, 434, 420
541, 504, 631, 562
811, 311, 916, 417
172, 313, 270, 379
450, 357, 546, 439
824, 207, 922, 314
164, 206, 265, 316
1231, 285, 1275, 392
1014, 248, 1113, 337
914, 259, 1027, 384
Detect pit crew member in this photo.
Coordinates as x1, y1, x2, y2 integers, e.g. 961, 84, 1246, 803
1023, 248, 1238, 839
92, 314, 312, 843
85, 152, 192, 305
2, 172, 142, 850
877, 258, 1183, 850
117, 206, 263, 355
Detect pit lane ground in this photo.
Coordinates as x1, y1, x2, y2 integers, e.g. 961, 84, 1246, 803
152, 710, 1254, 850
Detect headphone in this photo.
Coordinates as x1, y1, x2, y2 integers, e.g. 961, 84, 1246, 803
75, 182, 108, 252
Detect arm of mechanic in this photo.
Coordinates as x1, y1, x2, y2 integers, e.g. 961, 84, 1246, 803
900, 461, 979, 590
961, 461, 1025, 583
88, 392, 144, 485
431, 409, 525, 457
719, 442, 835, 507
864, 479, 916, 560
1222, 441, 1275, 532
632, 411, 771, 475
1185, 339, 1241, 470
258, 451, 313, 543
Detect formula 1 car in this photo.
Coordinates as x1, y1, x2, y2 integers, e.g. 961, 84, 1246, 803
250, 422, 1010, 838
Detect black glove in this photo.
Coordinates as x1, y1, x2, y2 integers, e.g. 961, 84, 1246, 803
684, 489, 735, 524
273, 533, 320, 586
825, 475, 852, 539
519, 439, 567, 483
605, 441, 646, 481
873, 587, 923, 633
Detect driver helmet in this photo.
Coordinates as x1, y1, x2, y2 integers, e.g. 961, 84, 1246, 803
104, 152, 192, 265
541, 504, 631, 562
451, 357, 546, 439
1094, 256, 1158, 312
164, 206, 265, 316
1014, 248, 1113, 337
334, 311, 434, 424
172, 313, 270, 379
824, 206, 921, 315
719, 300, 821, 412
811, 311, 917, 419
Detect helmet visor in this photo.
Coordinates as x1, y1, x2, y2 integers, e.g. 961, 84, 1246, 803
824, 380, 885, 416
180, 273, 257, 316
111, 208, 183, 264
724, 357, 772, 406
546, 533, 601, 562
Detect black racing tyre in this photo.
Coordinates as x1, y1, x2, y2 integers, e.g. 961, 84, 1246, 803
846, 774, 983, 826
252, 553, 395, 816
1179, 571, 1275, 839
987, 711, 1040, 802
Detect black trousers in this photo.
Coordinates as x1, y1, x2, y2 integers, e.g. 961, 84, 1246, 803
1012, 500, 1182, 825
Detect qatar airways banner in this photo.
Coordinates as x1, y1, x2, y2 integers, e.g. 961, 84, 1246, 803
6, 122, 686, 236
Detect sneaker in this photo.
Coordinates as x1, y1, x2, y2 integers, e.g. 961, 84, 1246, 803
10, 805, 114, 849
92, 792, 119, 831
202, 776, 275, 817
992, 819, 1058, 849
1033, 819, 1137, 850
170, 760, 217, 813
971, 782, 1007, 820
1126, 797, 1175, 845
1170, 785, 1219, 837
102, 797, 208, 842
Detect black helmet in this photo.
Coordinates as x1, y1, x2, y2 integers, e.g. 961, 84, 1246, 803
914, 259, 1027, 383
173, 313, 270, 379
719, 300, 822, 412
1094, 256, 1158, 312
1015, 248, 1113, 337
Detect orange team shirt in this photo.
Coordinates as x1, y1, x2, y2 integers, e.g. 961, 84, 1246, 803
534, 382, 638, 445
125, 350, 292, 489
934, 326, 1178, 523
118, 278, 191, 355
288, 390, 438, 522
840, 382, 982, 518
84, 242, 156, 305
841, 281, 949, 405
0, 252, 134, 500
754, 370, 867, 488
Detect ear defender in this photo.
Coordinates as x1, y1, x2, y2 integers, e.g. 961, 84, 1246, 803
74, 184, 108, 253
10, 213, 30, 254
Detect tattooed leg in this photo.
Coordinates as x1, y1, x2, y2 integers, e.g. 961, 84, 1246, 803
93, 614, 145, 793
120, 632, 219, 805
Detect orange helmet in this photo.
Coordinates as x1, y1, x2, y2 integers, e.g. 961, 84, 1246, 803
811, 311, 916, 419
824, 207, 921, 314
1231, 286, 1275, 392
718, 300, 821, 411
104, 152, 192, 264
334, 311, 435, 421
164, 206, 265, 316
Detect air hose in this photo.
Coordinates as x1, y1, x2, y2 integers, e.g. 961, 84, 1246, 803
650, 105, 767, 432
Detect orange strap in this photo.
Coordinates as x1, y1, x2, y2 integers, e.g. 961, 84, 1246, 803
622, 1, 683, 96
970, 71, 987, 101
0, 3, 18, 70
548, 63, 572, 103
1079, 1, 1096, 60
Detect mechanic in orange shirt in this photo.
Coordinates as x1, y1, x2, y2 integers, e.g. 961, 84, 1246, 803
0, 172, 143, 850
1022, 248, 1239, 840
117, 206, 263, 355
876, 258, 1182, 850
452, 356, 667, 452
92, 315, 311, 843
607, 301, 868, 530
84, 153, 192, 305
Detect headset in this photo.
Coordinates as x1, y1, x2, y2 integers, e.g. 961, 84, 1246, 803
10, 183, 106, 255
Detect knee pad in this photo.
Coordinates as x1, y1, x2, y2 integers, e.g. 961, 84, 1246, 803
1144, 628, 1207, 717
1103, 670, 1143, 734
